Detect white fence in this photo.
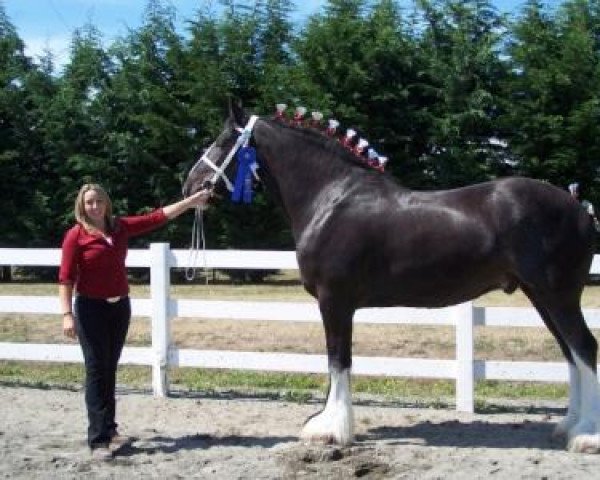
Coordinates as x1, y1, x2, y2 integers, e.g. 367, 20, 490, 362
2, 245, 600, 413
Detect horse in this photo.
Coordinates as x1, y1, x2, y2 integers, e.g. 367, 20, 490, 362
183, 102, 600, 453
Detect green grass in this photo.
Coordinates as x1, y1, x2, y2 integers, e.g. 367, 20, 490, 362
0, 360, 569, 410
0, 361, 85, 389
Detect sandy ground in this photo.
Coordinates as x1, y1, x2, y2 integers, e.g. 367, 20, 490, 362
2, 386, 600, 479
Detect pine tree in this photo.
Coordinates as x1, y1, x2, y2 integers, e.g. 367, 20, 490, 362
417, 0, 510, 187
0, 3, 57, 247
504, 0, 600, 203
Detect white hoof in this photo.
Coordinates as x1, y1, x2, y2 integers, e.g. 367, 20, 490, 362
568, 433, 600, 453
565, 418, 600, 453
300, 409, 353, 446
300, 368, 354, 446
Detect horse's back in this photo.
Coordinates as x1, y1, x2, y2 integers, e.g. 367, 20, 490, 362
409, 177, 594, 292
298, 176, 594, 308
424, 177, 592, 250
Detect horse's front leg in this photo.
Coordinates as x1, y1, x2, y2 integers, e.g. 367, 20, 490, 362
300, 297, 354, 445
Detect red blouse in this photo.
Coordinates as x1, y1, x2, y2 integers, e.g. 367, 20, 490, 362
59, 209, 168, 298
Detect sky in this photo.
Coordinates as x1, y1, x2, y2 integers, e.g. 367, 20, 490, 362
4, 0, 560, 69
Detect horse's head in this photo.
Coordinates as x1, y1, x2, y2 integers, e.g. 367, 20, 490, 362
182, 102, 254, 201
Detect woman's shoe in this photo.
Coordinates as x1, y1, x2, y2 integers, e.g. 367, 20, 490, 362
109, 433, 132, 452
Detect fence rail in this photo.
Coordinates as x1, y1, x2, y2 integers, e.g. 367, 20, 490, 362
1, 245, 600, 413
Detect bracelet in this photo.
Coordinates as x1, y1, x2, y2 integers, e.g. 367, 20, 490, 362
63, 312, 73, 316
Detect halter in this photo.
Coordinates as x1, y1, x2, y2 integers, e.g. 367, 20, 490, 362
191, 115, 259, 192
184, 115, 259, 282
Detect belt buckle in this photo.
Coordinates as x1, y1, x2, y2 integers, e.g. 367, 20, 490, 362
106, 296, 121, 303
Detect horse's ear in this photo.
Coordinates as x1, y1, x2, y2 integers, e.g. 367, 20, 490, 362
228, 97, 248, 127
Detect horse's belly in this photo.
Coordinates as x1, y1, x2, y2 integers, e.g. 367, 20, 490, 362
362, 268, 509, 308
375, 288, 491, 308
298, 237, 512, 308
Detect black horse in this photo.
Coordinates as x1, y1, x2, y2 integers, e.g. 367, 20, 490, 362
183, 103, 600, 453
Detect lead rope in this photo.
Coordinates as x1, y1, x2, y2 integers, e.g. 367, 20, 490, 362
185, 207, 209, 284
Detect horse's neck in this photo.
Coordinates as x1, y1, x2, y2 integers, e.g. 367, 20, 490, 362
254, 122, 351, 230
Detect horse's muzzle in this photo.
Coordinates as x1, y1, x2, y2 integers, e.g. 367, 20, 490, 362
183, 179, 213, 199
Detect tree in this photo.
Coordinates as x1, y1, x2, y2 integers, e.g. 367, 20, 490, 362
41, 24, 114, 242
101, 0, 197, 247
0, 3, 56, 247
295, 0, 371, 124
254, 0, 325, 112
295, 0, 427, 186
504, 0, 600, 202
416, 0, 510, 188
184, 1, 297, 252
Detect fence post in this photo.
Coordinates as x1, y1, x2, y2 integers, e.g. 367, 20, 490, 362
150, 242, 170, 397
455, 301, 474, 413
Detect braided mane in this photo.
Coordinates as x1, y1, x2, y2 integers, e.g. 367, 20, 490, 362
266, 113, 388, 173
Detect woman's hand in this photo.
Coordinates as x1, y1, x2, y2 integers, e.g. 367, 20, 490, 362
187, 189, 212, 209
63, 313, 77, 339
163, 189, 212, 219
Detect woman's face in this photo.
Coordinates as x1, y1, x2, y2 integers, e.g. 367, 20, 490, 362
83, 189, 107, 226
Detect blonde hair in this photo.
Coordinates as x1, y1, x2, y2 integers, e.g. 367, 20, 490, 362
74, 183, 115, 233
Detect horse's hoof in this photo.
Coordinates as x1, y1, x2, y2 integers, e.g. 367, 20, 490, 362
568, 434, 600, 453
300, 426, 353, 446
299, 432, 338, 445
300, 419, 353, 446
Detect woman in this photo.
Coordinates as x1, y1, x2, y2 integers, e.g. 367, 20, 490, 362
58, 183, 209, 460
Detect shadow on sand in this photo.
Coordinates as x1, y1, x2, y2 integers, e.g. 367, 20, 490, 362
115, 432, 298, 457
361, 419, 563, 450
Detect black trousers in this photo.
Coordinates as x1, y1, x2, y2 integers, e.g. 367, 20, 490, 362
74, 295, 130, 448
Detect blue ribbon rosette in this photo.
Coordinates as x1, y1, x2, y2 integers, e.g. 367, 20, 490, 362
231, 146, 258, 204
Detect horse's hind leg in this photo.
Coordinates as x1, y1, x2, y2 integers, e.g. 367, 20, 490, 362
561, 316, 600, 453
539, 295, 600, 453
521, 287, 581, 438
300, 295, 354, 445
